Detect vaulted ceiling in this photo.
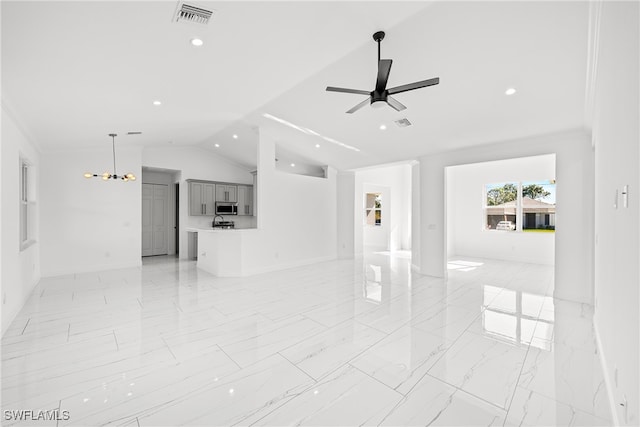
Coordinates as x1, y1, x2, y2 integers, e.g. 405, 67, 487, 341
2, 1, 589, 171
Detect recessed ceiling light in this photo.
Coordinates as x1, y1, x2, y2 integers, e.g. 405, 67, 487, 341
315, 144, 320, 148
232, 134, 238, 139
191, 38, 204, 47
379, 124, 387, 130
153, 100, 162, 106
505, 88, 517, 96
214, 143, 220, 148
290, 163, 295, 167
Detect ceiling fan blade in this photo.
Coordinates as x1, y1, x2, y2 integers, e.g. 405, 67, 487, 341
387, 77, 439, 95
326, 86, 370, 95
375, 59, 393, 93
346, 97, 371, 114
386, 96, 407, 112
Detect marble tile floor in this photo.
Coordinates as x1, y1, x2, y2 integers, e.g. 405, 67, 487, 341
1, 253, 612, 426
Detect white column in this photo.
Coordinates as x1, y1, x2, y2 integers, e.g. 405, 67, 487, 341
337, 171, 355, 258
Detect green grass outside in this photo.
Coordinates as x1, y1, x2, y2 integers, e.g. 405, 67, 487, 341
523, 229, 555, 233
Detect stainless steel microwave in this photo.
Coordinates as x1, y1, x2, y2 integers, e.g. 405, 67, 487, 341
215, 202, 237, 215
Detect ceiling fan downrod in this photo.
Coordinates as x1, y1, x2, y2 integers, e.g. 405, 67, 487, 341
373, 31, 385, 62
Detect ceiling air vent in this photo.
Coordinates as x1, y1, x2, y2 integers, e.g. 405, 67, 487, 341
174, 2, 214, 25
394, 118, 412, 128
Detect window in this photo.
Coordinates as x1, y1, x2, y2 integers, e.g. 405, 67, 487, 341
484, 180, 556, 232
522, 180, 556, 232
364, 193, 382, 226
20, 159, 35, 249
485, 182, 518, 231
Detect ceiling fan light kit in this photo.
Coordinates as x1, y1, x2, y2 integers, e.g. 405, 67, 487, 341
84, 133, 136, 182
326, 31, 440, 114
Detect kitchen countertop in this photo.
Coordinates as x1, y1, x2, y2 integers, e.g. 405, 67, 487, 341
185, 227, 258, 233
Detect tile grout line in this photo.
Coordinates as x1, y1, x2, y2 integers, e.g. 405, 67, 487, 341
112, 330, 120, 351
395, 309, 485, 401
20, 318, 31, 335
348, 362, 405, 399
425, 371, 509, 413
277, 351, 319, 384
215, 344, 242, 370
161, 338, 178, 361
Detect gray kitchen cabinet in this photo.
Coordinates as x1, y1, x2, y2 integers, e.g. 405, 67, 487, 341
237, 185, 253, 216
189, 181, 216, 215
216, 184, 237, 202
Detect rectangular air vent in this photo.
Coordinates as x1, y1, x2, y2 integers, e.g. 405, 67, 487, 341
394, 118, 412, 128
174, 2, 214, 25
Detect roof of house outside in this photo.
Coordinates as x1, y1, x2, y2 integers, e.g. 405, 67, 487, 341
487, 197, 555, 214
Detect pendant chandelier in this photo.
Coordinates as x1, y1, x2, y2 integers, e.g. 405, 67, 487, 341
84, 133, 136, 182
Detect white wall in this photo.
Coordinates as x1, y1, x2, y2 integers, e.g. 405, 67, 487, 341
416, 129, 594, 305
235, 132, 338, 275
2, 106, 41, 335
447, 155, 555, 265
591, 1, 639, 424
39, 147, 142, 277
142, 146, 255, 257
354, 163, 412, 255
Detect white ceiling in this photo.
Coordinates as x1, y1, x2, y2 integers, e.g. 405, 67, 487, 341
2, 1, 589, 171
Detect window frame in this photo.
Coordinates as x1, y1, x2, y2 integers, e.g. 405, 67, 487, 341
364, 192, 382, 227
19, 158, 36, 251
483, 180, 555, 233
483, 181, 520, 232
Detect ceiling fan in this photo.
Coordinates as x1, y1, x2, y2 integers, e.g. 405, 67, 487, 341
326, 31, 439, 114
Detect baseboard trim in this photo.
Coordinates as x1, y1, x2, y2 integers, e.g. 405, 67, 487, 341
41, 260, 143, 278
594, 314, 620, 426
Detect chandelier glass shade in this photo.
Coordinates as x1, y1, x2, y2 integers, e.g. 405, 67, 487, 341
84, 133, 136, 182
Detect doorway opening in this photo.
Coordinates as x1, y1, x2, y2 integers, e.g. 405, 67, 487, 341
141, 167, 180, 257
445, 154, 556, 265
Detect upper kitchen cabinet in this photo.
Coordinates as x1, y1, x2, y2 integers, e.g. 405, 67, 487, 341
216, 185, 237, 203
189, 181, 216, 216
237, 185, 253, 216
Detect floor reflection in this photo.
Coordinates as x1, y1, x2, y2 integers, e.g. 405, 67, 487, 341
482, 286, 554, 351
363, 264, 382, 304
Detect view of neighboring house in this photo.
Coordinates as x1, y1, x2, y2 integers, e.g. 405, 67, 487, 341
486, 197, 556, 230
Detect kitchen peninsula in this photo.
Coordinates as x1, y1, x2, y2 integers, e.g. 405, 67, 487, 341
186, 227, 259, 277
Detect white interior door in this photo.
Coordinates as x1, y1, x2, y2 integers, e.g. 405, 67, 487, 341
142, 183, 169, 256
152, 185, 168, 255
141, 184, 153, 256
